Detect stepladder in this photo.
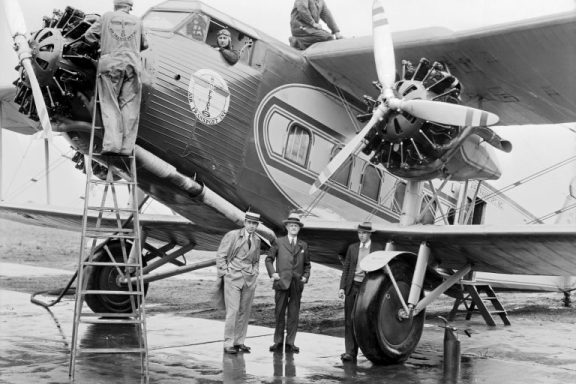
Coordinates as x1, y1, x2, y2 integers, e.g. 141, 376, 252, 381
69, 78, 149, 381
449, 282, 511, 326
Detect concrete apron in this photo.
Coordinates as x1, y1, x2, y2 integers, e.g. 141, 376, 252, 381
0, 289, 574, 384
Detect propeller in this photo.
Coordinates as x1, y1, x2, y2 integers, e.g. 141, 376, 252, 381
309, 0, 499, 194
3, 0, 53, 204
3, 0, 53, 136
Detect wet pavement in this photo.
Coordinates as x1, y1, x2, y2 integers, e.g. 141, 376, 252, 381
1, 288, 575, 384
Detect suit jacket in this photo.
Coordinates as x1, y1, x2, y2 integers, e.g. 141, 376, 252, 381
339, 241, 384, 295
216, 229, 261, 278
265, 236, 311, 290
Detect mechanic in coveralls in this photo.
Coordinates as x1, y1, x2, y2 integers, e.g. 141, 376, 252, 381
84, 0, 148, 155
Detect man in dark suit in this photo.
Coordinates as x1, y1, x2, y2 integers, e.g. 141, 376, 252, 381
265, 213, 311, 353
338, 222, 383, 361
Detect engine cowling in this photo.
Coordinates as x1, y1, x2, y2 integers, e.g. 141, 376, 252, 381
13, 6, 98, 123
362, 58, 467, 179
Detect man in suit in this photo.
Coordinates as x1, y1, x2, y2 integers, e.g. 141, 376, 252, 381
338, 222, 383, 361
216, 211, 262, 354
266, 213, 311, 353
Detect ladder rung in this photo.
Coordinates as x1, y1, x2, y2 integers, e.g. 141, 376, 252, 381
82, 261, 141, 267
90, 179, 135, 186
82, 290, 144, 295
87, 206, 138, 213
80, 312, 139, 318
85, 227, 134, 233
84, 233, 137, 239
80, 318, 144, 324
78, 348, 146, 354
491, 310, 507, 314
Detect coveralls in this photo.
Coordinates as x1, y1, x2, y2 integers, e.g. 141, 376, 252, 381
290, 0, 340, 50
84, 8, 148, 155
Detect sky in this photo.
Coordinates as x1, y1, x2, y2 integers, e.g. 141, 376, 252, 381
1, 0, 575, 219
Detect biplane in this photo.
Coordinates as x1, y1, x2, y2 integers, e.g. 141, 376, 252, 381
1, 0, 576, 364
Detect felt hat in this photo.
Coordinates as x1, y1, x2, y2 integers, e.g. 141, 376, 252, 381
244, 211, 261, 223
357, 222, 375, 233
283, 213, 304, 228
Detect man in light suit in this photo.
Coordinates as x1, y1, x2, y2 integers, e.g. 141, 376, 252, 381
216, 211, 262, 354
338, 222, 383, 361
265, 213, 311, 353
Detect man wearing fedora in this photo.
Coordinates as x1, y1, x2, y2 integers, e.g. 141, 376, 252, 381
338, 222, 383, 361
216, 211, 262, 354
265, 213, 311, 353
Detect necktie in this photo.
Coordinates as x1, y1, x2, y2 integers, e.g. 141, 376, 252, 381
290, 238, 295, 247
248, 235, 252, 249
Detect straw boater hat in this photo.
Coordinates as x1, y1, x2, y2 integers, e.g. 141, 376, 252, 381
357, 222, 375, 233
244, 211, 261, 223
282, 213, 304, 228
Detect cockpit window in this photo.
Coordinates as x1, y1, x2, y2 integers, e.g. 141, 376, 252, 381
179, 13, 209, 41
143, 11, 189, 30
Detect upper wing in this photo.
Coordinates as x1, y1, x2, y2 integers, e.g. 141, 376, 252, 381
302, 219, 576, 276
0, 86, 40, 135
0, 202, 225, 250
305, 11, 576, 125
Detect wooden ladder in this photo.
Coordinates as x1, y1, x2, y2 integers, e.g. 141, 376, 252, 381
449, 283, 511, 326
68, 77, 149, 381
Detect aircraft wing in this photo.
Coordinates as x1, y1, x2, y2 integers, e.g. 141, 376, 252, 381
304, 11, 576, 125
0, 202, 226, 250
302, 220, 576, 276
0, 86, 40, 135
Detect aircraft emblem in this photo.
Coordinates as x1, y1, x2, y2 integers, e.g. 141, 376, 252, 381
187, 69, 230, 125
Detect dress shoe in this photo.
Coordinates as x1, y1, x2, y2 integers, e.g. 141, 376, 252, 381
269, 343, 283, 352
340, 353, 356, 361
285, 344, 300, 353
223, 346, 238, 354
234, 344, 251, 353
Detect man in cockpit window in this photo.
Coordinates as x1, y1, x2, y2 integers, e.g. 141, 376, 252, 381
213, 29, 240, 65
83, 0, 148, 156
289, 0, 343, 50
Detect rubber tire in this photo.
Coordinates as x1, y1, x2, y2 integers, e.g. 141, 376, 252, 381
85, 241, 149, 314
353, 261, 425, 364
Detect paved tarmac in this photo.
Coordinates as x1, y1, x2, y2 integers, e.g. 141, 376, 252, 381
1, 287, 575, 384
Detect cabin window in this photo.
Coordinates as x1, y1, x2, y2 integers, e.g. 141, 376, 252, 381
447, 208, 456, 225
143, 11, 189, 31
469, 197, 486, 225
285, 124, 311, 167
308, 136, 334, 173
420, 195, 437, 225
329, 146, 352, 187
360, 164, 381, 201
268, 113, 290, 155
392, 181, 406, 213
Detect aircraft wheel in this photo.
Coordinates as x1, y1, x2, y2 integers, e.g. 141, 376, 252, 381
85, 241, 149, 314
354, 261, 425, 364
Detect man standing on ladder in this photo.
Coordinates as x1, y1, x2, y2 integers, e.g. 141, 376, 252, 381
84, 0, 148, 156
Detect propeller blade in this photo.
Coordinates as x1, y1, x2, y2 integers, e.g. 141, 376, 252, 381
3, 0, 53, 136
393, 99, 499, 127
310, 106, 386, 194
372, 0, 395, 96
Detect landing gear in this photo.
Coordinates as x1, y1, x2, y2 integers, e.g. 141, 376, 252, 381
354, 261, 425, 364
85, 241, 149, 313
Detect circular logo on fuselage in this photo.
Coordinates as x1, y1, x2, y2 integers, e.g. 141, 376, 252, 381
187, 69, 230, 125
